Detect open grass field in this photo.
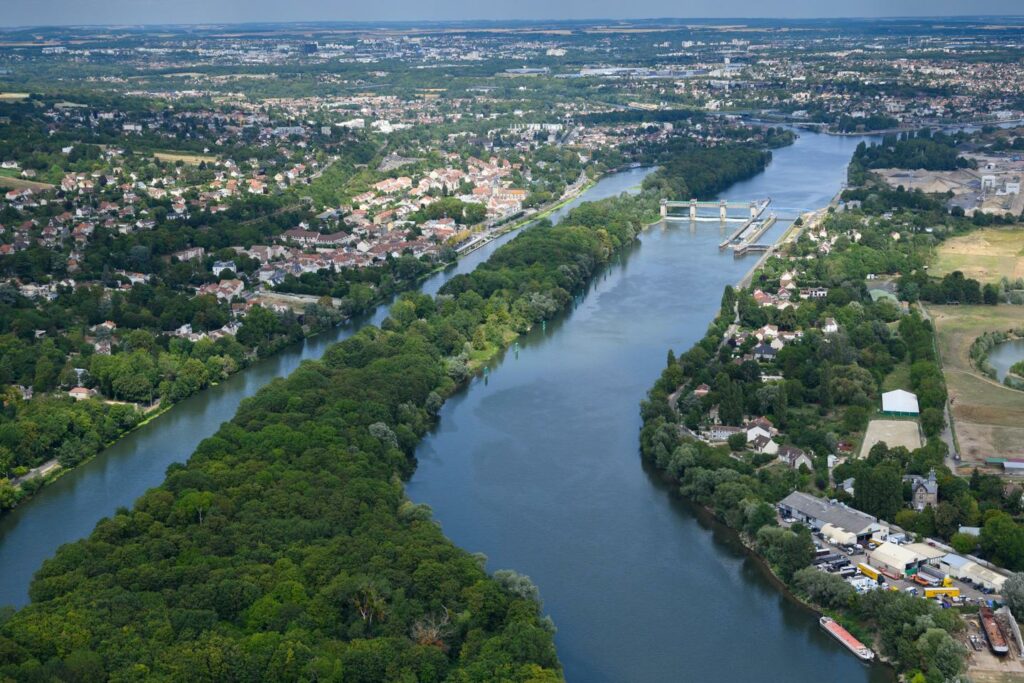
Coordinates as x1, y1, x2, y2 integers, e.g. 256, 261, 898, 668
0, 175, 55, 192
0, 92, 30, 101
926, 304, 1024, 461
933, 228, 1024, 283
859, 418, 922, 458
153, 151, 217, 165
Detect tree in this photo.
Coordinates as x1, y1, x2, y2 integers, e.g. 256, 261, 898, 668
792, 566, 855, 608
981, 512, 1024, 570
950, 532, 978, 555
854, 465, 903, 521
757, 526, 814, 582
916, 628, 965, 682
1000, 573, 1024, 624
727, 432, 747, 451
921, 408, 945, 438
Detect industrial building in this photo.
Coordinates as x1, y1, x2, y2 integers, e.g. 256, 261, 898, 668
868, 542, 927, 577
777, 491, 888, 544
936, 554, 1008, 592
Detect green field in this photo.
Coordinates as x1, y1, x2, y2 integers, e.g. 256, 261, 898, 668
926, 304, 1024, 461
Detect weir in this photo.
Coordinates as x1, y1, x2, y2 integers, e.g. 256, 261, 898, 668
660, 197, 768, 221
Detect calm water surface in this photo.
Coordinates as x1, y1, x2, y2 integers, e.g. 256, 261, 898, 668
407, 131, 895, 682
988, 338, 1024, 382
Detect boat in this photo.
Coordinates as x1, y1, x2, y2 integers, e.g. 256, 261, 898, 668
980, 606, 1009, 655
820, 616, 875, 661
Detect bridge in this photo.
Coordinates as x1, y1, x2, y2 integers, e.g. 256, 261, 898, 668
660, 198, 770, 221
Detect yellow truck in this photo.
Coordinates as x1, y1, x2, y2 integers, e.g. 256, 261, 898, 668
924, 587, 960, 599
857, 563, 881, 581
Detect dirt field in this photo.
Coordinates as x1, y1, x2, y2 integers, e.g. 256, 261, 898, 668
154, 151, 217, 165
859, 419, 922, 458
933, 229, 1024, 283
0, 92, 30, 101
926, 304, 1024, 462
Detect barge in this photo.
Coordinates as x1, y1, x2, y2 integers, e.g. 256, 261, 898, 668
980, 606, 1009, 655
820, 616, 875, 661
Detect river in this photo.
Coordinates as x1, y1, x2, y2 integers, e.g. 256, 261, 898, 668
406, 129, 894, 682
0, 131, 892, 682
0, 168, 650, 609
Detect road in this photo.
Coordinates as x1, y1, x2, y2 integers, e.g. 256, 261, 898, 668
10, 459, 61, 488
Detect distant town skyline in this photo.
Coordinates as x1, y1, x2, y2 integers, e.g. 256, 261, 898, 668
2, 1, 1023, 28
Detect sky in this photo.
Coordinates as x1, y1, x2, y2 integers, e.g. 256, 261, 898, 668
2, 0, 1022, 28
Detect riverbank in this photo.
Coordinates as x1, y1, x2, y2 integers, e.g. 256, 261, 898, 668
638, 196, 969, 680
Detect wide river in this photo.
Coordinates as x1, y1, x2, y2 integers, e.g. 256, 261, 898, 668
406, 130, 893, 683
1, 130, 890, 681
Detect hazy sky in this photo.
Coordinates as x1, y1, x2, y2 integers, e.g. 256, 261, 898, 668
2, 0, 1022, 28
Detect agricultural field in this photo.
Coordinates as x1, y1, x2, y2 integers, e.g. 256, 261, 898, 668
859, 418, 922, 458
0, 92, 29, 100
933, 228, 1024, 283
925, 304, 1024, 462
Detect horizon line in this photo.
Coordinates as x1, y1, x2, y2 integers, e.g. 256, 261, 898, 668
3, 14, 1024, 32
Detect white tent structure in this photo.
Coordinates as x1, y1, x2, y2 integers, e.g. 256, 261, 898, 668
821, 523, 857, 546
881, 389, 920, 416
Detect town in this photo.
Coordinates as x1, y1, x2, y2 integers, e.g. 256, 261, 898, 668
1, 13, 1024, 683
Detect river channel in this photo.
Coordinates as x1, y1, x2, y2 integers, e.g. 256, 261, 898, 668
1, 130, 893, 682
406, 130, 894, 682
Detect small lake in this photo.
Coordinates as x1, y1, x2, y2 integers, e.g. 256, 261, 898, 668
988, 338, 1024, 382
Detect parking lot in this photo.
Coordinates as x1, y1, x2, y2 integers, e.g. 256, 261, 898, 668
781, 519, 998, 607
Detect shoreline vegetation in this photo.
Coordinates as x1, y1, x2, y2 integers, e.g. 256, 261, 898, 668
639, 295, 962, 682
0, 143, 776, 680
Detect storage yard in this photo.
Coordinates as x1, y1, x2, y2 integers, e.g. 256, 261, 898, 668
777, 490, 1024, 678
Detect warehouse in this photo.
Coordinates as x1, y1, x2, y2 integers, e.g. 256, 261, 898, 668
937, 554, 1008, 592
777, 491, 887, 544
869, 542, 926, 577
881, 389, 920, 416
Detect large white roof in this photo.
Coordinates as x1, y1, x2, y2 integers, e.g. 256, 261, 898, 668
870, 542, 923, 570
882, 389, 920, 414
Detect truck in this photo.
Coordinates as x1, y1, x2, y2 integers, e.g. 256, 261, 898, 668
857, 563, 882, 581
924, 587, 960, 599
